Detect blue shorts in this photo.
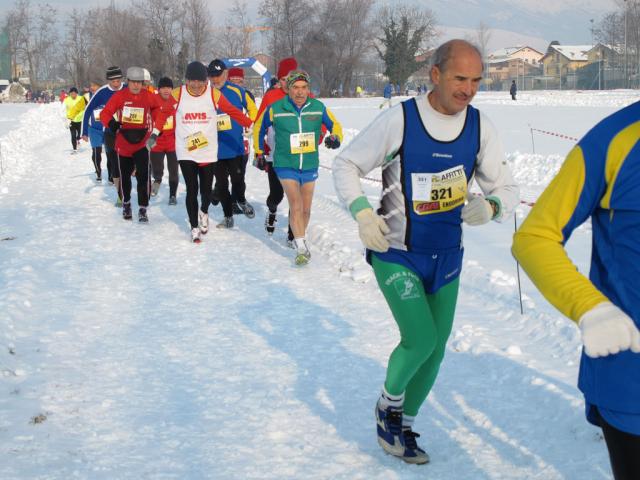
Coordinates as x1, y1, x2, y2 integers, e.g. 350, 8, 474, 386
88, 127, 105, 148
273, 167, 318, 185
370, 247, 463, 294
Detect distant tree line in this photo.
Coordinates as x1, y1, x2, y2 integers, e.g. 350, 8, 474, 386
2, 0, 439, 95
593, 0, 640, 87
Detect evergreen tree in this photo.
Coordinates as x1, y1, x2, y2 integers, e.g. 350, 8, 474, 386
375, 6, 436, 87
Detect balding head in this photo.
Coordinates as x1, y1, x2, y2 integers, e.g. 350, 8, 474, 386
430, 39, 483, 74
427, 39, 484, 115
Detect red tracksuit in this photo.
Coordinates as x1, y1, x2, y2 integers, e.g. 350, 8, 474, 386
101, 87, 170, 156
153, 94, 177, 153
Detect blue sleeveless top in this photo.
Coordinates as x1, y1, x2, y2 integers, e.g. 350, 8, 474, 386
399, 98, 480, 252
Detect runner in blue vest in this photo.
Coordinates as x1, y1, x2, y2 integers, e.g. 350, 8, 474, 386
513, 102, 640, 480
333, 39, 519, 463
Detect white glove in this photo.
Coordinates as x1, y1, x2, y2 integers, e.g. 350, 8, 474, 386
578, 302, 640, 358
461, 195, 494, 225
355, 208, 390, 252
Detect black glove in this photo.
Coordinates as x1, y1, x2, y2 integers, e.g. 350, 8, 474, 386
324, 134, 340, 149
108, 118, 121, 133
146, 133, 158, 150
253, 154, 267, 171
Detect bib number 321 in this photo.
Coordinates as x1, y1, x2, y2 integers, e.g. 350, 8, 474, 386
411, 165, 467, 215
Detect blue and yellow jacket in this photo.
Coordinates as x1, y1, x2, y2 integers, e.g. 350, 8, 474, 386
216, 81, 257, 159
512, 100, 640, 419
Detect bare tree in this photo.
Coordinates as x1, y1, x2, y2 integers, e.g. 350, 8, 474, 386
214, 0, 255, 58
134, 0, 182, 80
182, 0, 212, 62
260, 0, 311, 62
594, 12, 623, 47
471, 21, 492, 60
3, 8, 26, 80
298, 0, 375, 96
3, 0, 59, 90
65, 9, 92, 87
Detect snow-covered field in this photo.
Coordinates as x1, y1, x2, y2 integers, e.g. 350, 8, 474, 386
1, 90, 638, 479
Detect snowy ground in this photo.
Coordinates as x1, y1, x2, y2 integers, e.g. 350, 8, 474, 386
1, 90, 638, 479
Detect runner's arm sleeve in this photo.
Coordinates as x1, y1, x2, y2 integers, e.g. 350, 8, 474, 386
254, 106, 273, 154
332, 105, 404, 217
81, 90, 101, 137
149, 93, 169, 134
322, 106, 343, 142
474, 113, 520, 221
100, 91, 121, 129
215, 89, 252, 128
255, 90, 273, 120
245, 92, 258, 121
512, 145, 608, 322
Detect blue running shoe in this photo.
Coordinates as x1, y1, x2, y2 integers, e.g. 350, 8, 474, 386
375, 401, 405, 456
401, 428, 430, 464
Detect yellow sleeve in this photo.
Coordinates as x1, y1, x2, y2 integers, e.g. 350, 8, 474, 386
246, 93, 258, 122
63, 97, 73, 118
512, 146, 608, 322
171, 87, 181, 101
253, 109, 266, 154
325, 107, 343, 142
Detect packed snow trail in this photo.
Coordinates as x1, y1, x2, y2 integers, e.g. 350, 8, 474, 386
0, 97, 624, 479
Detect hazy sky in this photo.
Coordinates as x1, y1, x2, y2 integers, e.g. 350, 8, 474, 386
0, 0, 620, 48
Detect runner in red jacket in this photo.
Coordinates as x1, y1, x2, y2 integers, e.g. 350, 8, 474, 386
150, 76, 179, 204
101, 66, 172, 223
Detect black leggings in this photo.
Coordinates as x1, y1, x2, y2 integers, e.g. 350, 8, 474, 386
91, 146, 102, 178
214, 157, 245, 217
70, 122, 81, 150
117, 148, 150, 207
151, 151, 179, 196
595, 407, 640, 480
266, 164, 284, 213
231, 154, 250, 203
179, 161, 215, 229
104, 131, 118, 181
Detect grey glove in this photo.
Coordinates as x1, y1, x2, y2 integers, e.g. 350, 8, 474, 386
146, 133, 158, 150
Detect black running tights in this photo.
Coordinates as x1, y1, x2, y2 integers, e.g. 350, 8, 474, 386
595, 407, 640, 480
179, 161, 215, 229
117, 148, 150, 207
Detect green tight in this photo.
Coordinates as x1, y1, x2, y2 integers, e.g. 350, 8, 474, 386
372, 254, 460, 416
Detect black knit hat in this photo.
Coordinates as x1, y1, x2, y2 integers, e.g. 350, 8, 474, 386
157, 76, 173, 89
208, 59, 226, 77
185, 61, 208, 81
106, 66, 123, 80
69, 87, 78, 93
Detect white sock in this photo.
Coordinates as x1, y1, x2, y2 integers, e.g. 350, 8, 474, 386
402, 414, 415, 430
378, 385, 404, 410
294, 237, 307, 252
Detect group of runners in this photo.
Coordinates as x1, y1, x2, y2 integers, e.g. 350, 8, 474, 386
64, 58, 342, 264
59, 40, 639, 479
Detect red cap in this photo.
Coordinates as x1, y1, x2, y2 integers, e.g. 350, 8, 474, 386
277, 57, 298, 79
228, 67, 244, 79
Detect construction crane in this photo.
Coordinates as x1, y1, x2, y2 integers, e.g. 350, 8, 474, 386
223, 25, 271, 58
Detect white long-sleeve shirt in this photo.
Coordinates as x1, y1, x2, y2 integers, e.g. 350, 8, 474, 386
332, 94, 520, 251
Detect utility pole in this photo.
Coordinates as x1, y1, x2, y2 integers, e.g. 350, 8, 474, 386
624, 0, 628, 88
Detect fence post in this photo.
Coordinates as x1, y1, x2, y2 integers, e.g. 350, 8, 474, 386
529, 124, 536, 154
